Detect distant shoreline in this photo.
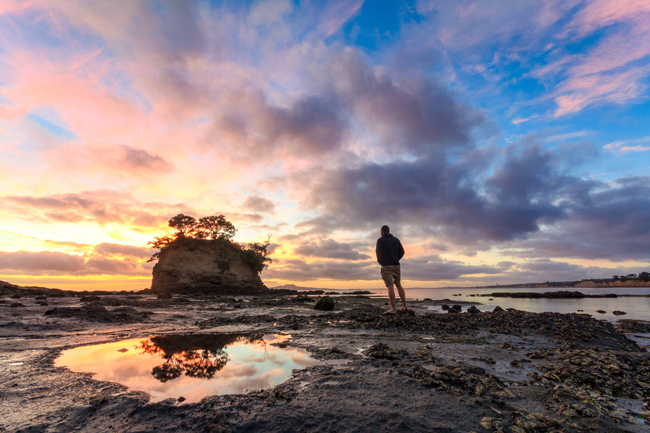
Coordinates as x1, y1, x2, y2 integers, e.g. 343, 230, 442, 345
452, 280, 650, 289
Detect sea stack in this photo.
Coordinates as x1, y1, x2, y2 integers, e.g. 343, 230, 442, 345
151, 238, 267, 295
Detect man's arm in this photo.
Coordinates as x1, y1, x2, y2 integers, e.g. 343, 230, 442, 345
376, 239, 383, 264
397, 239, 405, 260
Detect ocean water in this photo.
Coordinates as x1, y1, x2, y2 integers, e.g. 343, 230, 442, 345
363, 286, 650, 322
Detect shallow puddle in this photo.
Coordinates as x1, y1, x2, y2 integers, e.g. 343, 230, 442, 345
55, 333, 318, 403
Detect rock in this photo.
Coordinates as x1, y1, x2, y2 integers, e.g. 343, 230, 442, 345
612, 310, 627, 315
510, 359, 529, 368
596, 310, 606, 314
314, 296, 335, 311
44, 304, 152, 323
342, 305, 383, 322
10, 303, 24, 308
204, 409, 231, 433
492, 306, 504, 312
441, 304, 450, 310
617, 320, 650, 333
412, 364, 505, 398
470, 356, 495, 364
449, 305, 462, 313
151, 238, 268, 295
364, 343, 408, 360
467, 306, 480, 314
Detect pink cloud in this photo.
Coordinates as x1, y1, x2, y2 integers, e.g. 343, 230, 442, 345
0, 1, 32, 15
0, 250, 84, 272
549, 0, 650, 115
604, 136, 650, 153
319, 0, 365, 37
0, 244, 153, 276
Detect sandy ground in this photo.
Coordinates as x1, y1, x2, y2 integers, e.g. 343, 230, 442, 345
1, 290, 650, 433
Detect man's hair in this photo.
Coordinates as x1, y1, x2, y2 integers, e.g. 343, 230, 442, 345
381, 225, 390, 234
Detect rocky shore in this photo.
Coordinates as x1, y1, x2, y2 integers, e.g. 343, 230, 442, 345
1, 286, 649, 432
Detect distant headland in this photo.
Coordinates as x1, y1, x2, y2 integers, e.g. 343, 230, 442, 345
465, 272, 650, 289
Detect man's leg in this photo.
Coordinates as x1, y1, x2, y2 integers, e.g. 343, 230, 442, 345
386, 283, 397, 314
395, 280, 407, 310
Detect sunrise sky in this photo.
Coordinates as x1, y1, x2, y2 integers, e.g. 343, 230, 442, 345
1, 0, 649, 291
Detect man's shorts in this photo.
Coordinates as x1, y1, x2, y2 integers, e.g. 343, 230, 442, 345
380, 265, 401, 287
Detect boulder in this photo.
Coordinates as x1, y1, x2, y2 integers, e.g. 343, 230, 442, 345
151, 238, 267, 295
314, 296, 335, 311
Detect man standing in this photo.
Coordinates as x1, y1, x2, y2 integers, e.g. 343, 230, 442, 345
375, 225, 406, 314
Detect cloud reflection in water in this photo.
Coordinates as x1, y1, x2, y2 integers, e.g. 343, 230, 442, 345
55, 333, 317, 403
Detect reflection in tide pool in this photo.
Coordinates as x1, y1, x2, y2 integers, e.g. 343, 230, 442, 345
55, 333, 318, 403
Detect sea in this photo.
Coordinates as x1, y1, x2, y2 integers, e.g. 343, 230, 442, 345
354, 286, 650, 322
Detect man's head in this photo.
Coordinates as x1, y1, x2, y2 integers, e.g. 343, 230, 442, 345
381, 225, 390, 235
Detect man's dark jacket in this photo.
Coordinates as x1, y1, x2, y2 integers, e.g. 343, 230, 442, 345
376, 233, 405, 266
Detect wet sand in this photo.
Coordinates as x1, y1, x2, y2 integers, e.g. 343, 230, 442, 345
1, 288, 650, 433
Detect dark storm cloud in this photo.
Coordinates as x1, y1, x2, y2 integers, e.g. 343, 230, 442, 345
210, 47, 479, 162
293, 239, 371, 261
295, 140, 650, 263
243, 195, 275, 213
330, 50, 482, 152
213, 91, 347, 158
506, 176, 650, 260
266, 258, 376, 281
266, 254, 507, 282
487, 259, 629, 284
299, 142, 578, 242
406, 255, 503, 281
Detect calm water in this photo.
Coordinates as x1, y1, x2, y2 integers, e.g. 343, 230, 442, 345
55, 333, 318, 403
364, 286, 650, 322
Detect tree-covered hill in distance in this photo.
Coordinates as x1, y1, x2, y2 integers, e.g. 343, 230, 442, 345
463, 272, 650, 289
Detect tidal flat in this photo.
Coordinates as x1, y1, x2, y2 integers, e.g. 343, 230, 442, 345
1, 287, 650, 433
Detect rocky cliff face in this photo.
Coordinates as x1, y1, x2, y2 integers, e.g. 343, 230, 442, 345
151, 238, 268, 294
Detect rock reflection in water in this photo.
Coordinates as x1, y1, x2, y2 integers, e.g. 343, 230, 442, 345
56, 333, 317, 403
137, 334, 263, 382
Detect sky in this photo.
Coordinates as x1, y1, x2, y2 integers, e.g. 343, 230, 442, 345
1, 0, 649, 291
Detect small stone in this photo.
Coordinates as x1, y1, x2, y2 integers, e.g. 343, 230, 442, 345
479, 417, 494, 430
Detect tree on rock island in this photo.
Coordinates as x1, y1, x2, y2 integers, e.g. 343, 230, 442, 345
147, 214, 271, 273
